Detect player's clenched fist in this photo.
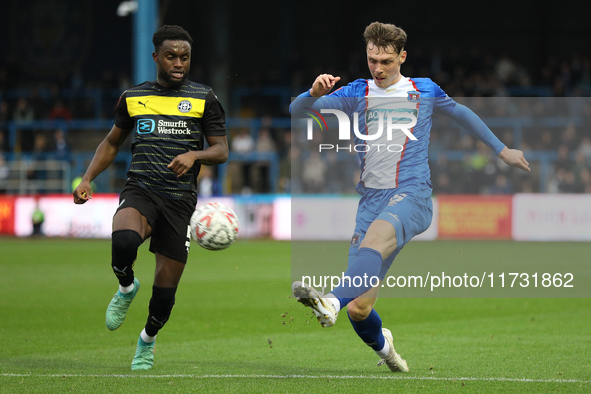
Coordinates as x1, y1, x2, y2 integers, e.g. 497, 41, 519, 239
310, 74, 341, 97
73, 181, 92, 204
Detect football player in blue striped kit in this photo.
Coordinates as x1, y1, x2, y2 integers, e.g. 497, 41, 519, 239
291, 21, 530, 372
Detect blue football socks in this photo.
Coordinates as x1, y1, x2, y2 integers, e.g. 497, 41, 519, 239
348, 308, 385, 351
330, 247, 382, 309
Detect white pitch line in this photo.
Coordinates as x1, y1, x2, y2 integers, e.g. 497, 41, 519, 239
1, 373, 589, 384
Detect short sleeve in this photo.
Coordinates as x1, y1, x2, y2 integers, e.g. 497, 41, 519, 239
202, 90, 227, 136
114, 91, 134, 130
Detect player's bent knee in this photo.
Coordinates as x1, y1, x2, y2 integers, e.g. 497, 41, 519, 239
112, 229, 143, 257
347, 300, 373, 322
111, 230, 143, 285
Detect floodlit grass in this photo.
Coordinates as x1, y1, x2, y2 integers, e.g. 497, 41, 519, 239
1, 238, 590, 393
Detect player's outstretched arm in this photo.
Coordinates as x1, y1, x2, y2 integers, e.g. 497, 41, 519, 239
167, 135, 229, 177
73, 125, 132, 204
448, 104, 530, 173
309, 74, 341, 97
497, 146, 530, 172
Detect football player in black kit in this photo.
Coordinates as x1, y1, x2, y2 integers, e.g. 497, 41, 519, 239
73, 25, 228, 370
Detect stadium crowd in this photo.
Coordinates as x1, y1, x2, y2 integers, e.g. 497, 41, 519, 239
0, 48, 590, 195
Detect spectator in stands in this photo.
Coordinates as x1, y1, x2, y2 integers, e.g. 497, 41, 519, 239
13, 97, 35, 124
301, 150, 326, 193
519, 178, 535, 193
579, 136, 591, 163
257, 128, 275, 151
0, 131, 8, 153
579, 58, 591, 95
427, 130, 443, 161
231, 129, 255, 151
13, 97, 36, 152
495, 54, 517, 84
0, 102, 9, 154
255, 128, 277, 193
573, 150, 589, 193
433, 173, 453, 195
197, 165, 220, 197
31, 133, 48, 158
27, 133, 50, 193
279, 145, 293, 193
431, 152, 461, 194
556, 169, 578, 193
31, 199, 45, 237
324, 150, 344, 193
48, 99, 73, 122
554, 144, 573, 172
536, 130, 554, 151
231, 128, 255, 193
52, 128, 70, 161
278, 130, 291, 157
579, 168, 591, 193
553, 78, 567, 98
489, 173, 513, 194
0, 153, 8, 193
560, 124, 578, 151
463, 144, 491, 193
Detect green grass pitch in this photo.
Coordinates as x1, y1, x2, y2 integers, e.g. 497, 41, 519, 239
0, 237, 590, 393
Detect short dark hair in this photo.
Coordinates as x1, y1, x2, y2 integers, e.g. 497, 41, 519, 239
363, 22, 407, 55
152, 25, 193, 52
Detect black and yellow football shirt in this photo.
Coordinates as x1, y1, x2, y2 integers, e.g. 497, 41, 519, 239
114, 80, 226, 200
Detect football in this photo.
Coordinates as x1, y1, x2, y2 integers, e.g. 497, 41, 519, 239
190, 202, 239, 250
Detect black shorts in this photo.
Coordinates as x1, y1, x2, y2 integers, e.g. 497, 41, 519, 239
116, 182, 196, 263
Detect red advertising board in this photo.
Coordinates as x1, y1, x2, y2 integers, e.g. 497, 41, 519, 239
0, 196, 16, 235
437, 195, 512, 239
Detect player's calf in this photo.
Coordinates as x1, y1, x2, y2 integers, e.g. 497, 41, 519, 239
144, 286, 177, 337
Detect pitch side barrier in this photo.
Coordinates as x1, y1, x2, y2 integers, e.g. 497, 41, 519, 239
4, 193, 589, 243
0, 194, 289, 239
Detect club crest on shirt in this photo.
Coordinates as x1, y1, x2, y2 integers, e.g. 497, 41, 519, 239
350, 232, 361, 247
407, 91, 421, 103
178, 100, 192, 113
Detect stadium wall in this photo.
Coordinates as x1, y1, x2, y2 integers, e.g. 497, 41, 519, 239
1, 194, 590, 242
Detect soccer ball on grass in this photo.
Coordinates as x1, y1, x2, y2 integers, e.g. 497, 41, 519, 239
190, 202, 239, 250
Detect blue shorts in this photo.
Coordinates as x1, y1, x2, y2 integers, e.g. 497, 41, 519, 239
348, 184, 433, 279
